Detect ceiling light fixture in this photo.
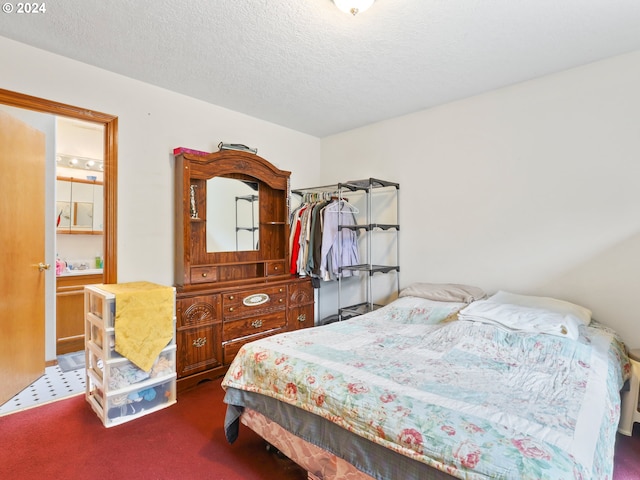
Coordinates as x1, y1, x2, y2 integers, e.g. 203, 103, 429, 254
333, 0, 375, 16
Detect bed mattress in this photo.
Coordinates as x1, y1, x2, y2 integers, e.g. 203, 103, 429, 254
223, 296, 629, 479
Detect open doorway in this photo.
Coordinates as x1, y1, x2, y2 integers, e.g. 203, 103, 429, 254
0, 88, 117, 410
55, 117, 106, 355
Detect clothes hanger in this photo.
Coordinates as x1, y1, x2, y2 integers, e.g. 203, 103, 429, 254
325, 198, 359, 213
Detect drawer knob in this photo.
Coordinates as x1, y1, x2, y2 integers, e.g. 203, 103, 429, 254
279, 298, 283, 303
279, 288, 284, 293
274, 266, 279, 270
193, 337, 207, 348
229, 295, 235, 300
298, 314, 306, 323
251, 319, 263, 328
229, 307, 234, 312
201, 272, 207, 277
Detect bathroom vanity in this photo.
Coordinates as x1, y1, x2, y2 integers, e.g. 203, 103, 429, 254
56, 270, 103, 354
174, 148, 314, 391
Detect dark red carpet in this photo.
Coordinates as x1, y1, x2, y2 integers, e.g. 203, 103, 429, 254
0, 378, 305, 480
614, 424, 640, 480
1, 378, 639, 479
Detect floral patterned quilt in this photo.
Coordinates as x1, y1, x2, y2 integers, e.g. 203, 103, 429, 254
222, 296, 629, 480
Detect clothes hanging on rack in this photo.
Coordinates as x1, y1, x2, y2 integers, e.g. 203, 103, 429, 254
289, 204, 308, 274
320, 200, 359, 281
289, 194, 360, 281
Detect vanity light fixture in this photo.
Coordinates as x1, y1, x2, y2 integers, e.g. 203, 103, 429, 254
333, 0, 375, 16
57, 154, 104, 172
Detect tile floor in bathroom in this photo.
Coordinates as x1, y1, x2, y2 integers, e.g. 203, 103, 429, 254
0, 363, 86, 417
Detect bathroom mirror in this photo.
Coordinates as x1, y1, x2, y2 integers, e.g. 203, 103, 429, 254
56, 201, 71, 228
56, 177, 102, 233
74, 202, 93, 228
206, 177, 259, 252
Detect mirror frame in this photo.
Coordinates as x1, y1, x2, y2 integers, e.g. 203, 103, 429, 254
0, 88, 118, 283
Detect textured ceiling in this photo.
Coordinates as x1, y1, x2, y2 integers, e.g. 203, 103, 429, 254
1, 0, 640, 137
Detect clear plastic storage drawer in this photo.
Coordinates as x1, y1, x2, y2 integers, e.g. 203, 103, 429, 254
87, 374, 177, 428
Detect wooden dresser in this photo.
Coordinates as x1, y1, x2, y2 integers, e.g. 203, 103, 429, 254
174, 148, 314, 391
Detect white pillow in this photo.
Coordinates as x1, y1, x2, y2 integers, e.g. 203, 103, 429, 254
458, 300, 581, 340
488, 291, 591, 326
399, 282, 486, 303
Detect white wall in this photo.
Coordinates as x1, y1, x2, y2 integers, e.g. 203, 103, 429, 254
3, 35, 638, 353
0, 36, 321, 360
0, 35, 321, 281
321, 50, 640, 349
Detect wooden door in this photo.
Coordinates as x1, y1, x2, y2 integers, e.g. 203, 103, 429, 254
0, 110, 46, 405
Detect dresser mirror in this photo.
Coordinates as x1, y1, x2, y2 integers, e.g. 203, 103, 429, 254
206, 177, 259, 253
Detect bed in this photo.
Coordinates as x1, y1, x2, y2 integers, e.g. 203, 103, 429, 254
222, 284, 630, 479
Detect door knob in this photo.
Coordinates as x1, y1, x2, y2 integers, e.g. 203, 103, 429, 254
38, 262, 51, 271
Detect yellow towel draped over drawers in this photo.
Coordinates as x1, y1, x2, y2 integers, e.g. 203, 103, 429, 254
98, 281, 175, 372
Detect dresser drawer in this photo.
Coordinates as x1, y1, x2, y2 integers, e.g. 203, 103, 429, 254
190, 266, 218, 284
222, 285, 287, 319
223, 329, 285, 364
223, 309, 286, 342
265, 261, 286, 276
